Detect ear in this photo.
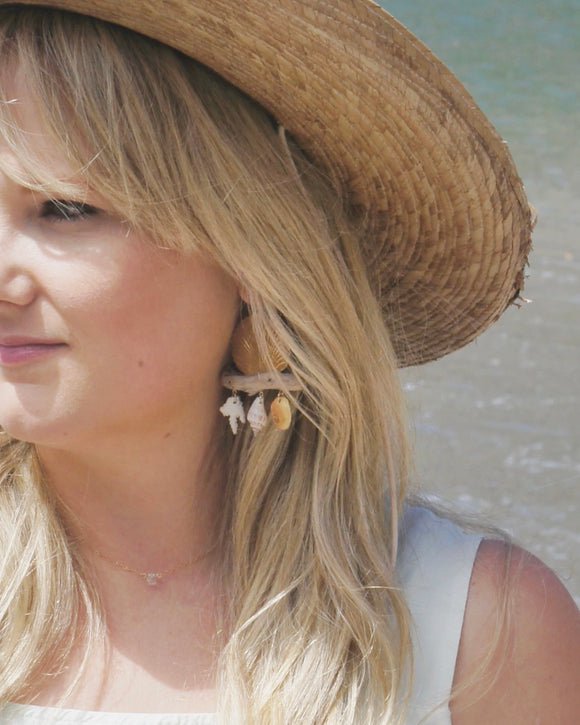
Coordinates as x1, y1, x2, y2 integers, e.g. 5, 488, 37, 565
238, 284, 251, 305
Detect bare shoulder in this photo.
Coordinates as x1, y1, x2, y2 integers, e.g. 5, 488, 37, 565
451, 538, 580, 725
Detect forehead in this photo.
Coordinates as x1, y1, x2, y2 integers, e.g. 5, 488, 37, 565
0, 68, 88, 193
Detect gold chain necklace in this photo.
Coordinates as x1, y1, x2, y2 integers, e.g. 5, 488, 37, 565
93, 545, 214, 586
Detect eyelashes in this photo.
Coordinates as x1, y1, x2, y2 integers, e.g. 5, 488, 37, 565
40, 199, 100, 222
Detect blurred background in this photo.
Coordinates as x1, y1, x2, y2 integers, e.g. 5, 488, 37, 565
380, 0, 579, 604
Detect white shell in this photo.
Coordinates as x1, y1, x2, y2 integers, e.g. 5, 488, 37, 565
219, 393, 246, 434
247, 394, 267, 434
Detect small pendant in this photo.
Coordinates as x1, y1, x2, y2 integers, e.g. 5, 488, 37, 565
144, 572, 162, 586
219, 392, 246, 434
247, 393, 267, 434
270, 393, 292, 430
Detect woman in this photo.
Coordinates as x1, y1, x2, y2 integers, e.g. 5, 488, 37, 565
0, 1, 577, 723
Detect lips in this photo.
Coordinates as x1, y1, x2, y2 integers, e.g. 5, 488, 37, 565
0, 337, 67, 365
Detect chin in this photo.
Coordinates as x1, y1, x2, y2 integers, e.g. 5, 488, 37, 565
0, 407, 70, 447
1, 418, 48, 445
0, 381, 82, 445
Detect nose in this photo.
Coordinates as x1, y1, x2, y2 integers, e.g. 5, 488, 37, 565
0, 230, 37, 308
0, 168, 38, 308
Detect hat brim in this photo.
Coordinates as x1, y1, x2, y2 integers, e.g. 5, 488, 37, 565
2, 0, 533, 365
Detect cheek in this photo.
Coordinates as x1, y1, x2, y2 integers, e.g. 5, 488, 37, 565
88, 259, 239, 386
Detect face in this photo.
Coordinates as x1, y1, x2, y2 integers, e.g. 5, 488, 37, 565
0, 78, 239, 449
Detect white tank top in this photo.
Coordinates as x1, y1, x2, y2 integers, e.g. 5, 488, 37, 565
0, 507, 481, 724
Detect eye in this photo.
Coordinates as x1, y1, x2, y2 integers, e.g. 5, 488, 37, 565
39, 199, 100, 222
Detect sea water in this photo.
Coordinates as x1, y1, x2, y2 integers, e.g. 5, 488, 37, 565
379, 0, 580, 604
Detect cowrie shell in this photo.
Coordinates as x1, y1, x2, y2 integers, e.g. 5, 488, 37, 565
270, 394, 292, 430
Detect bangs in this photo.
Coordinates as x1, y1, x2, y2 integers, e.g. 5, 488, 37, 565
0, 55, 93, 202
0, 7, 120, 194
0, 6, 210, 248
0, 129, 92, 205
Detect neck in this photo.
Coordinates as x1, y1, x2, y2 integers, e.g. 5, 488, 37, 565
36, 418, 228, 578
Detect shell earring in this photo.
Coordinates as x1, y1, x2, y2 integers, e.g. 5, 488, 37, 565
219, 390, 246, 434
220, 314, 300, 434
270, 391, 292, 430
247, 392, 267, 434
230, 316, 286, 377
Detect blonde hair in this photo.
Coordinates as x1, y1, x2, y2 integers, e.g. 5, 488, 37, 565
0, 7, 411, 722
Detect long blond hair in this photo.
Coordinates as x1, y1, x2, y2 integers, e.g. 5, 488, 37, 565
0, 7, 411, 722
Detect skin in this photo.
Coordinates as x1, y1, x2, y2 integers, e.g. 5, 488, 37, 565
452, 540, 580, 724
1, 74, 579, 716
0, 75, 239, 711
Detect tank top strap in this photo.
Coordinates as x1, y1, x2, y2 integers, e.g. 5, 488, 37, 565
397, 506, 483, 724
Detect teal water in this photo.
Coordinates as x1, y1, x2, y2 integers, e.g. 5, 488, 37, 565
379, 1, 580, 603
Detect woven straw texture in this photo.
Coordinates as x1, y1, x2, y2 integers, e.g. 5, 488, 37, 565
1, 0, 533, 365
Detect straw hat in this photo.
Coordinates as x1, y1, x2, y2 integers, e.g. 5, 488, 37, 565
2, 0, 533, 366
